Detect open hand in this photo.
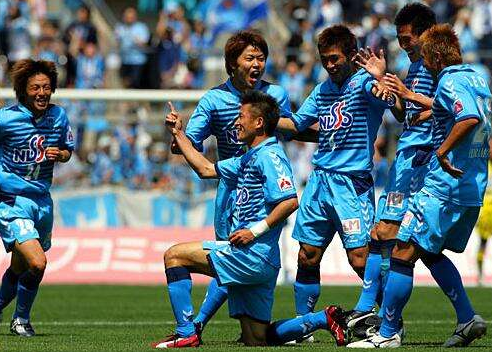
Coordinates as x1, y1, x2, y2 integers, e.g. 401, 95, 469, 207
229, 229, 255, 246
352, 47, 386, 80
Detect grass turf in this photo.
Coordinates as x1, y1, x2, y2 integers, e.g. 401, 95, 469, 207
0, 285, 490, 351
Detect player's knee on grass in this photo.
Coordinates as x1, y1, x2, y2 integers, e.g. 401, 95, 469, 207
240, 317, 268, 346
297, 244, 324, 268
347, 247, 367, 278
376, 220, 400, 241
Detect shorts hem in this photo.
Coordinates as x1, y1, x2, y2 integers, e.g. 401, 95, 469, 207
206, 253, 223, 286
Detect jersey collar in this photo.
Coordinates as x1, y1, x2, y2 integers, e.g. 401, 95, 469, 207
249, 136, 277, 151
226, 78, 263, 96
437, 64, 470, 80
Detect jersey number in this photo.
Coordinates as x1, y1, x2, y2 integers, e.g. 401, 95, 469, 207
26, 164, 41, 180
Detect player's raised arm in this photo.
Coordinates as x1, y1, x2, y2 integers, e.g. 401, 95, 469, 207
383, 73, 434, 110
166, 109, 217, 179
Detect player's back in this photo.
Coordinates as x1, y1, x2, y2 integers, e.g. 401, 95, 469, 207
0, 104, 73, 196
185, 79, 291, 161
425, 64, 491, 206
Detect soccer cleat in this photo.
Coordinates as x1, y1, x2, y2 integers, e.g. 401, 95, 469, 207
10, 318, 35, 337
325, 305, 349, 346
152, 334, 200, 349
347, 332, 401, 348
345, 310, 381, 339
443, 315, 487, 347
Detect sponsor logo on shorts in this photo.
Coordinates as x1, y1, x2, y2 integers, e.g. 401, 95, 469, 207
401, 211, 414, 227
277, 175, 293, 192
342, 218, 361, 235
387, 192, 404, 208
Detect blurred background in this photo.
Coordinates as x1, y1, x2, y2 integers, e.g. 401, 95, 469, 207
0, 0, 490, 286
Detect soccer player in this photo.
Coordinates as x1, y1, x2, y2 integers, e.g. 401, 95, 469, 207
276, 25, 392, 334
348, 24, 490, 348
334, 5, 483, 345
168, 30, 293, 335
154, 90, 345, 348
0, 59, 74, 336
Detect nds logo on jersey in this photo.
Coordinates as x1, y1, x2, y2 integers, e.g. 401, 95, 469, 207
319, 101, 353, 131
12, 135, 46, 163
342, 218, 361, 235
236, 187, 249, 205
225, 129, 241, 144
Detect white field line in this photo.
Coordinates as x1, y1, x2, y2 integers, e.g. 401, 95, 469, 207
0, 320, 490, 327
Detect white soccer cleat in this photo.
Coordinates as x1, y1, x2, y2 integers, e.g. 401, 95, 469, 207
347, 332, 401, 348
443, 315, 487, 347
10, 317, 35, 337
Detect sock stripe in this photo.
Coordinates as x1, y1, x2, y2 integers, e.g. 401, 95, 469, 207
390, 258, 414, 277
296, 266, 320, 284
165, 267, 191, 283
369, 240, 382, 254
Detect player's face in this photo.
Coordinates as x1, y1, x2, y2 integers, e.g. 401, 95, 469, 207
319, 45, 353, 85
25, 73, 52, 115
397, 24, 420, 62
235, 104, 261, 144
232, 45, 266, 90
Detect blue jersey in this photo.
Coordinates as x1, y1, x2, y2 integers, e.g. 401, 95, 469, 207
424, 64, 491, 206
186, 79, 291, 160
397, 58, 436, 152
292, 70, 389, 173
215, 137, 297, 268
0, 104, 74, 196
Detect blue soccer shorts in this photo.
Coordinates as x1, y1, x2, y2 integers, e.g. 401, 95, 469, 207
397, 190, 480, 253
0, 192, 54, 253
214, 179, 236, 241
376, 146, 432, 223
292, 169, 374, 249
203, 240, 279, 323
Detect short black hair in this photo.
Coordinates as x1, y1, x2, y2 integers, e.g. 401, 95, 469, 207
394, 2, 437, 36
240, 90, 279, 136
317, 25, 357, 57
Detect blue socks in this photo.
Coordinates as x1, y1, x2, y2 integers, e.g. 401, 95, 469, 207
14, 270, 43, 320
166, 267, 196, 337
267, 311, 327, 345
0, 268, 19, 312
422, 253, 475, 324
355, 240, 382, 312
379, 258, 414, 338
193, 278, 227, 328
294, 266, 320, 315
380, 239, 396, 288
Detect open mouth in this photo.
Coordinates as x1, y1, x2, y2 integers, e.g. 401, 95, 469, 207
36, 98, 48, 106
248, 70, 261, 84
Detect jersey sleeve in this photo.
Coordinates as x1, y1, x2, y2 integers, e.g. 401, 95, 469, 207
0, 110, 4, 140
185, 95, 213, 152
291, 88, 318, 132
258, 150, 297, 204
215, 156, 241, 186
277, 87, 292, 118
59, 108, 75, 151
437, 77, 480, 122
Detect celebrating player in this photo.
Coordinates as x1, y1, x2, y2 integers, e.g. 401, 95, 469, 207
0, 59, 74, 336
348, 24, 490, 348
332, 4, 484, 346
154, 90, 348, 348
276, 25, 392, 339
167, 30, 292, 335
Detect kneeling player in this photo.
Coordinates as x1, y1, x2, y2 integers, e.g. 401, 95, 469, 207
348, 24, 489, 348
153, 91, 345, 348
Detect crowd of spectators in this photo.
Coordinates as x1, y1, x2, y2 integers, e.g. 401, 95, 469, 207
1, 0, 491, 195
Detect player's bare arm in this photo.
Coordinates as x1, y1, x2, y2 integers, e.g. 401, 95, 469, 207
383, 73, 434, 109
277, 117, 319, 142
229, 196, 298, 246
45, 147, 72, 163
435, 117, 480, 178
166, 118, 217, 179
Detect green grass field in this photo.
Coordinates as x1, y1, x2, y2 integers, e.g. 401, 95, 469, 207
0, 285, 490, 351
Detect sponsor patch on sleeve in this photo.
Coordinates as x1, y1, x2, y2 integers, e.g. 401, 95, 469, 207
277, 175, 293, 192
401, 211, 414, 227
453, 99, 463, 115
